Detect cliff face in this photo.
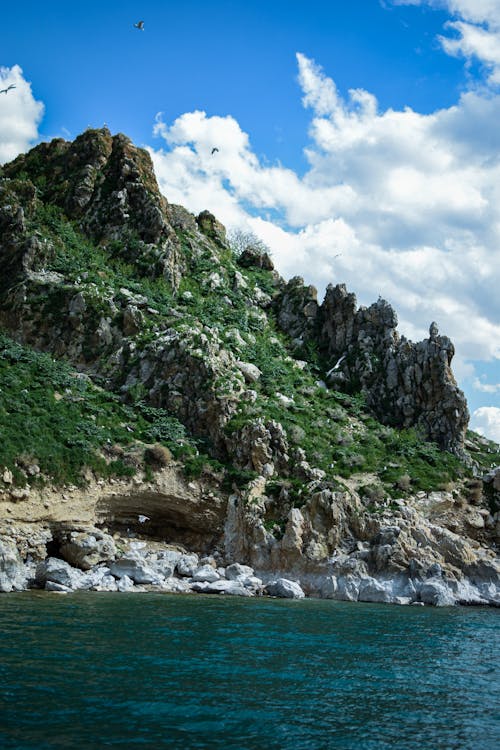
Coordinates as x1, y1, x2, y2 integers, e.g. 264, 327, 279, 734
0, 128, 469, 454
0, 129, 498, 605
275, 280, 469, 453
3, 128, 182, 286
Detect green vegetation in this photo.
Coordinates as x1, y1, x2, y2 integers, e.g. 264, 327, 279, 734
465, 430, 500, 470
32, 203, 175, 315
0, 171, 495, 503
0, 335, 202, 486
225, 320, 465, 495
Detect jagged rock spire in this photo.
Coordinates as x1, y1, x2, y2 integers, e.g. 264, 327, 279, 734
275, 280, 469, 452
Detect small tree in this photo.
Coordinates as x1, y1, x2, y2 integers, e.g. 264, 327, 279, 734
227, 228, 271, 260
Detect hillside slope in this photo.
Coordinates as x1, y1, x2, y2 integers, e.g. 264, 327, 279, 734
0, 128, 498, 605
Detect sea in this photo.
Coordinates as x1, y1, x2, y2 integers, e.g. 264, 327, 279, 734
0, 593, 498, 749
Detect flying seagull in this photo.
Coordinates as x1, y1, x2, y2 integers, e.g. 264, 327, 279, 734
138, 514, 150, 524
0, 84, 16, 94
211, 147, 219, 155
134, 20, 145, 30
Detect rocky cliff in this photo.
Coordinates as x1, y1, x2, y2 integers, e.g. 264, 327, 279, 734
275, 278, 468, 453
0, 129, 498, 605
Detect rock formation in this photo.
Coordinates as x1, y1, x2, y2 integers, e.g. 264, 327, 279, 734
0, 129, 498, 606
275, 280, 469, 453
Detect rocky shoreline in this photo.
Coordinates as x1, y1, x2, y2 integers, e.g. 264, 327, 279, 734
1, 525, 498, 607
1, 461, 499, 608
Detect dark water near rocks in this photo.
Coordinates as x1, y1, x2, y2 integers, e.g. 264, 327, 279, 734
0, 594, 498, 750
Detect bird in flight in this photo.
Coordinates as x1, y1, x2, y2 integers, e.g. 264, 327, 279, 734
138, 514, 150, 524
134, 20, 145, 30
0, 84, 16, 94
211, 147, 219, 155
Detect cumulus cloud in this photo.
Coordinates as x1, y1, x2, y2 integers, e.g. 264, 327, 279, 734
149, 1, 500, 444
470, 406, 500, 442
150, 50, 500, 379
0, 65, 44, 164
473, 377, 500, 393
395, 1, 500, 83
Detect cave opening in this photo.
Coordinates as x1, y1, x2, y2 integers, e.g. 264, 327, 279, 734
95, 491, 224, 554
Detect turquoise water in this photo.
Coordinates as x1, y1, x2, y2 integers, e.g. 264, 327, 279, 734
0, 594, 498, 749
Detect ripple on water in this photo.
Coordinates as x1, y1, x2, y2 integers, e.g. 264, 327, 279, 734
0, 593, 498, 749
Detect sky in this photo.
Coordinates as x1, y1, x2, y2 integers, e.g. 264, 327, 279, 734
1, 0, 500, 441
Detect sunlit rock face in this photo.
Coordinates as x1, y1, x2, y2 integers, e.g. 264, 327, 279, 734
0, 128, 496, 608
275, 280, 469, 453
3, 128, 183, 287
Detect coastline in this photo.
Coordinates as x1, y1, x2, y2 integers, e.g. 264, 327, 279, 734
2, 530, 499, 607
1, 464, 499, 607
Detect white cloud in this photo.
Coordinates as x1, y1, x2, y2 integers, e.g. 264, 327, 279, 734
470, 406, 500, 442
0, 65, 44, 164
150, 51, 500, 380
473, 377, 500, 393
395, 1, 500, 83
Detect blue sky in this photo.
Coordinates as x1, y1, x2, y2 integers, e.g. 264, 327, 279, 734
1, 0, 500, 441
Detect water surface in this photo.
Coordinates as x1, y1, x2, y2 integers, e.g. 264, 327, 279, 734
0, 593, 498, 749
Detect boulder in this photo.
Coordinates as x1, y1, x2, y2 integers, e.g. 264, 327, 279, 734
265, 577, 305, 599
0, 539, 29, 592
176, 553, 199, 577
59, 529, 117, 570
225, 563, 255, 580
160, 577, 193, 594
36, 557, 85, 591
45, 581, 71, 593
358, 578, 393, 604
238, 246, 274, 271
108, 557, 163, 585
150, 549, 182, 578
419, 578, 456, 607
93, 574, 119, 592
117, 575, 135, 592
334, 575, 360, 602
79, 566, 118, 591
191, 579, 252, 596
236, 361, 261, 383
192, 564, 220, 583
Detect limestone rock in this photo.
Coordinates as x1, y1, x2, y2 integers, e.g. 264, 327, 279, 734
117, 575, 135, 592
225, 563, 255, 581
191, 579, 252, 596
108, 557, 163, 585
150, 550, 182, 578
419, 578, 456, 607
45, 581, 72, 593
176, 553, 199, 577
320, 284, 468, 452
0, 539, 29, 592
192, 564, 220, 583
196, 210, 227, 247
81, 566, 119, 592
237, 246, 274, 271
36, 557, 85, 590
59, 529, 117, 570
2, 468, 13, 485
231, 418, 289, 475
358, 578, 393, 604
4, 129, 183, 288
275, 276, 319, 344
236, 361, 261, 383
265, 578, 305, 599
274, 280, 469, 452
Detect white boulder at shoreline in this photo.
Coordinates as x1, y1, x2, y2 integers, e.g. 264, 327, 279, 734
1, 530, 499, 606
